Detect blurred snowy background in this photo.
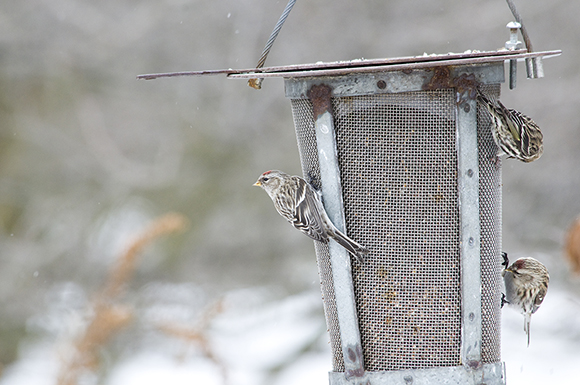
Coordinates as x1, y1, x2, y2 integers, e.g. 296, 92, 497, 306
1, 0, 579, 384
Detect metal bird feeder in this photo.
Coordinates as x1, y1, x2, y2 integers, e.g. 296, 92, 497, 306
231, 49, 561, 385
138, 8, 561, 385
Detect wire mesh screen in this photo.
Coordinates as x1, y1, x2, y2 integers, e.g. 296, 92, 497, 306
290, 85, 502, 372
291, 98, 346, 371
334, 90, 460, 371
478, 84, 503, 363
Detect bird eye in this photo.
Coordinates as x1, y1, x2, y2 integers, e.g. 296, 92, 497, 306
262, 177, 269, 182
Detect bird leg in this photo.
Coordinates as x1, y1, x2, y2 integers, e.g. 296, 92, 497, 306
306, 170, 321, 191
501, 293, 510, 308
502, 252, 509, 268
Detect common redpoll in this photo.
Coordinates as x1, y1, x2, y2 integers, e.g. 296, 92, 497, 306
253, 170, 369, 263
502, 253, 549, 346
477, 89, 543, 163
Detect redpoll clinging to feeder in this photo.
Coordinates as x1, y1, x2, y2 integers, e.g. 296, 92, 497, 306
254, 170, 369, 263
477, 89, 544, 163
502, 253, 549, 346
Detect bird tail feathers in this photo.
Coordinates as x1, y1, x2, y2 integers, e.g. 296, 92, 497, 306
331, 229, 369, 264
524, 313, 531, 347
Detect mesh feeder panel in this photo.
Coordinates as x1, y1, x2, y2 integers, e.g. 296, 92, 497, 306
287, 66, 504, 380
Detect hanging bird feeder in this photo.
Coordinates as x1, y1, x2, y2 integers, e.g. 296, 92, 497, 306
138, 1, 561, 383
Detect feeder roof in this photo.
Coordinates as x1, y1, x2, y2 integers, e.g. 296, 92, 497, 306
137, 49, 561, 81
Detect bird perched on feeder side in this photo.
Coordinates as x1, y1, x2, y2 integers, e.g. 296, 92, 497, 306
502, 252, 549, 346
477, 89, 544, 163
254, 170, 369, 263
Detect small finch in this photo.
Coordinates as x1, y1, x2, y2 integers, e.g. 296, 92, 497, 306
502, 253, 549, 346
254, 170, 369, 263
477, 89, 544, 163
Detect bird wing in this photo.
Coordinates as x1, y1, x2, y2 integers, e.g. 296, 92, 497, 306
477, 91, 521, 157
292, 177, 328, 242
531, 284, 548, 314
497, 100, 522, 142
508, 108, 543, 158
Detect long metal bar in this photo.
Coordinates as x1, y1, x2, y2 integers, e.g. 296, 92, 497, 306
329, 362, 505, 385
456, 93, 483, 369
308, 84, 365, 380
137, 50, 526, 79
227, 50, 560, 80
136, 49, 561, 80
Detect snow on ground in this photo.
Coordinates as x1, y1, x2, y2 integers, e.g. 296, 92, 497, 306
108, 353, 223, 385
501, 287, 580, 385
0, 288, 331, 385
1, 286, 579, 385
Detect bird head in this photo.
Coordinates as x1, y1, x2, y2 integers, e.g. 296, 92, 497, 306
505, 257, 549, 284
254, 170, 286, 198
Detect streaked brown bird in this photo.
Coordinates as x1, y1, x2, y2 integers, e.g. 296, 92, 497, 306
502, 253, 549, 346
254, 170, 369, 263
477, 89, 543, 163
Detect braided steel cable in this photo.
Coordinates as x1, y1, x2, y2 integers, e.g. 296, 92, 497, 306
505, 0, 533, 52
248, 0, 297, 89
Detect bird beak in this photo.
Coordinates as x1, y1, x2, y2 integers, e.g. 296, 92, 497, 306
253, 181, 261, 187
504, 267, 514, 273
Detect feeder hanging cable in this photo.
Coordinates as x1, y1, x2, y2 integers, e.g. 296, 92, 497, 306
505, 0, 532, 52
505, 0, 543, 79
248, 0, 297, 90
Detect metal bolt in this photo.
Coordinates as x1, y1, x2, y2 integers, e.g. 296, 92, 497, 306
467, 169, 474, 177
469, 312, 475, 321
468, 237, 474, 246
463, 103, 470, 113
377, 80, 387, 89
505, 22, 523, 51
506, 21, 523, 89
404, 375, 414, 384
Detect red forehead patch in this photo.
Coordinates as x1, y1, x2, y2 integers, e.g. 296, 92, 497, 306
262, 170, 273, 175
513, 259, 526, 269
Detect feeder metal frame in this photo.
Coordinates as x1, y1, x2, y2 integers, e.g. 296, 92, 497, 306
309, 84, 365, 378
286, 60, 508, 384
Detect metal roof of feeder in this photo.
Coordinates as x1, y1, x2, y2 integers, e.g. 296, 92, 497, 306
137, 49, 561, 82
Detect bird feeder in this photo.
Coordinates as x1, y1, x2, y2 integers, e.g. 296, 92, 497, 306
138, 23, 561, 385
233, 49, 561, 385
